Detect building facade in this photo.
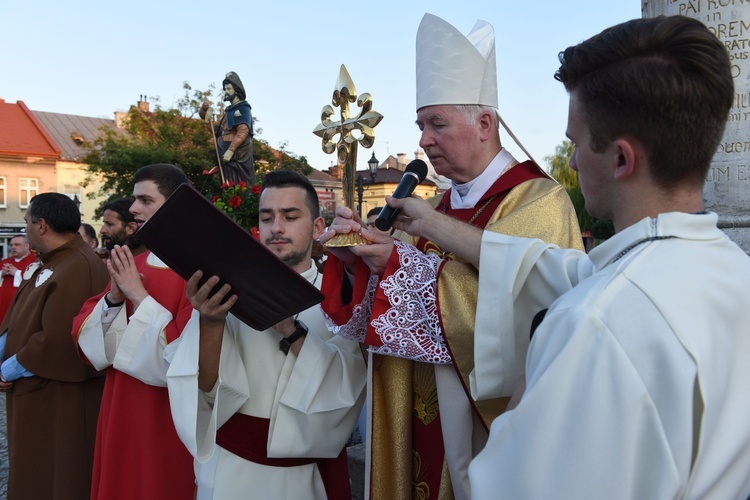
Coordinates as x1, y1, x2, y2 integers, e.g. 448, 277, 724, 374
0, 99, 60, 256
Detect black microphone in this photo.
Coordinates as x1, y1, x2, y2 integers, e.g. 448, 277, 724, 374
375, 159, 428, 231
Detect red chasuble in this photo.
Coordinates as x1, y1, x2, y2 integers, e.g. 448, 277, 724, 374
322, 161, 546, 498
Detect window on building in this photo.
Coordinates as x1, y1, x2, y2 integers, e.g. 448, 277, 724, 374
19, 178, 39, 209
0, 177, 6, 208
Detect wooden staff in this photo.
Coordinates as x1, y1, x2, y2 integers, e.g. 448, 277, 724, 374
207, 115, 226, 184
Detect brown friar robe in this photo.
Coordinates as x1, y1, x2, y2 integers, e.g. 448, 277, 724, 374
1, 235, 109, 500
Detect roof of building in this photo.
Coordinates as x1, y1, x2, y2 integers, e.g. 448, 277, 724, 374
307, 168, 338, 182
33, 110, 117, 162
0, 99, 60, 158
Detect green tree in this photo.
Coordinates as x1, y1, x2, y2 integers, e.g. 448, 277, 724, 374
254, 140, 313, 179
546, 140, 578, 190
82, 82, 312, 218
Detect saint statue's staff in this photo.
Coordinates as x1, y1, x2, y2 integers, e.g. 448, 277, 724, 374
207, 112, 227, 184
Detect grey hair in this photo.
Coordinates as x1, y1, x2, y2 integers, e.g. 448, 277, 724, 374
454, 104, 500, 129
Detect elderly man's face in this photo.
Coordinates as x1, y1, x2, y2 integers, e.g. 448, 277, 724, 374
416, 105, 484, 184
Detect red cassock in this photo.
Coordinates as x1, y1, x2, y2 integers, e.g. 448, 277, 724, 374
0, 253, 37, 324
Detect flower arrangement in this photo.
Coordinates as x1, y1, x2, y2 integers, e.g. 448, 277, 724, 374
209, 180, 262, 235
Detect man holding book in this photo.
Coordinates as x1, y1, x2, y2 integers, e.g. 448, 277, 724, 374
166, 170, 367, 499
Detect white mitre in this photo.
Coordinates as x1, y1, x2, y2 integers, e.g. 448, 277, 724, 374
416, 13, 498, 110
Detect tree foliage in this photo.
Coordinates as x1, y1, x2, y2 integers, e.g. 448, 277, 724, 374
546, 140, 578, 190
81, 82, 312, 218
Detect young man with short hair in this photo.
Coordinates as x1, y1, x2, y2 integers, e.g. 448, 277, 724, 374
167, 170, 366, 499
73, 164, 195, 500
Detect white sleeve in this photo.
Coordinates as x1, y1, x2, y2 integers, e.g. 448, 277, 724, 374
469, 306, 681, 499
169, 306, 367, 463
471, 231, 592, 399
111, 295, 175, 386
166, 311, 250, 463
267, 316, 367, 459
77, 297, 128, 371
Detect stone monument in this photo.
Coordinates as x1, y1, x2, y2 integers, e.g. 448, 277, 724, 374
643, 0, 750, 251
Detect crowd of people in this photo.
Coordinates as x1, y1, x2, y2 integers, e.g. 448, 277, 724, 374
0, 11, 748, 500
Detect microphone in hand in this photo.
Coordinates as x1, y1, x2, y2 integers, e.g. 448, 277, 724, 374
375, 159, 429, 231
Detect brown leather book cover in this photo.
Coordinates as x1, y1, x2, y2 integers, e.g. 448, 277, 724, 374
136, 184, 324, 331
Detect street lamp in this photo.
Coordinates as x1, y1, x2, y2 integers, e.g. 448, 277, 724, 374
356, 153, 379, 216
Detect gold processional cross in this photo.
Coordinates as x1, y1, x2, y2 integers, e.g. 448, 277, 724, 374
313, 65, 383, 247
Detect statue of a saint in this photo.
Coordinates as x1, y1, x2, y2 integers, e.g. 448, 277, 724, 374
201, 71, 256, 184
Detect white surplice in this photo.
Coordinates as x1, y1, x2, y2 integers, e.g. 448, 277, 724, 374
166, 262, 367, 500
470, 212, 750, 499
77, 252, 181, 386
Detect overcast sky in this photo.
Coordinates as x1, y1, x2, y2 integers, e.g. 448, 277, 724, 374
1, 0, 642, 171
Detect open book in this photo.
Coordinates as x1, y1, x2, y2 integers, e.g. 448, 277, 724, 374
136, 184, 324, 331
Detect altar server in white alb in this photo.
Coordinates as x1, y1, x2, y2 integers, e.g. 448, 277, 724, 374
381, 15, 750, 499
166, 170, 366, 499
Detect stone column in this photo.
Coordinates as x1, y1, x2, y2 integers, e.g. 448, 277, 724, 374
643, 0, 750, 251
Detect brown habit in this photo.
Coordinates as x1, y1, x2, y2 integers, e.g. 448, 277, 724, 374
1, 235, 109, 500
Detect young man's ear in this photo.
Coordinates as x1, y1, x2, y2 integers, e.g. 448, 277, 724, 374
612, 138, 637, 182
312, 216, 326, 240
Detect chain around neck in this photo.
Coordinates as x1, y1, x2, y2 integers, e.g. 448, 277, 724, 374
612, 235, 674, 263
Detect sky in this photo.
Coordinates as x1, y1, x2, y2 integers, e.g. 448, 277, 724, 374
0, 0, 642, 173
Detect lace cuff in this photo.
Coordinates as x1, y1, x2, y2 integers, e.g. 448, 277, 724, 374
323, 274, 379, 342
369, 240, 452, 364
